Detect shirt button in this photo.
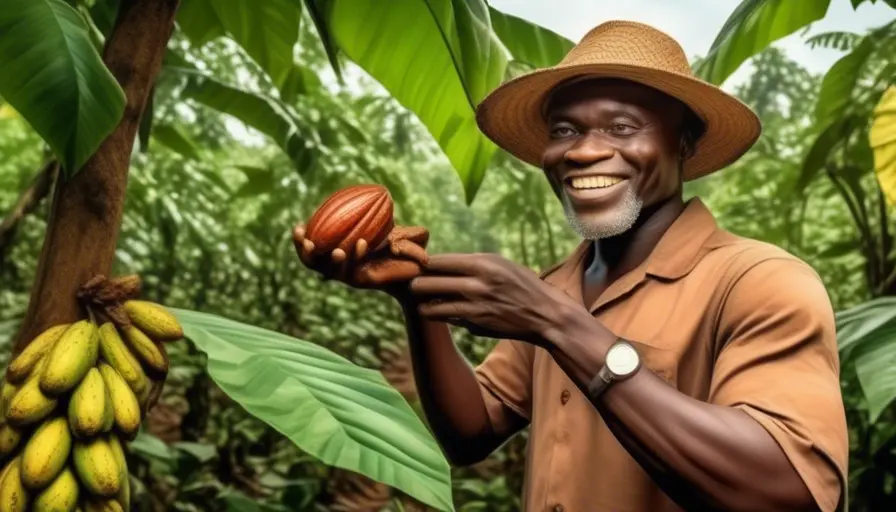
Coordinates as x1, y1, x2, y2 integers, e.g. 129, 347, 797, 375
560, 390, 570, 405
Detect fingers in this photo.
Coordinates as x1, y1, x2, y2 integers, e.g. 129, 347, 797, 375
355, 260, 422, 286
391, 239, 428, 264
422, 253, 492, 275
417, 299, 472, 320
408, 275, 484, 298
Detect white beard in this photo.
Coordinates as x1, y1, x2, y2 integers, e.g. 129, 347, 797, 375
561, 185, 643, 240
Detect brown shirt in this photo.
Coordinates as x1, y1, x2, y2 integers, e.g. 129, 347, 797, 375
474, 198, 849, 512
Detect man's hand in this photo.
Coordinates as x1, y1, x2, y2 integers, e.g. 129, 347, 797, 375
292, 223, 428, 300
408, 253, 585, 345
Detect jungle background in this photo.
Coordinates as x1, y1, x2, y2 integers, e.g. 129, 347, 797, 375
0, 0, 895, 510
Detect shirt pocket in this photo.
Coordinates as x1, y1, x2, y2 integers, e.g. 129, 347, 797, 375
627, 339, 681, 387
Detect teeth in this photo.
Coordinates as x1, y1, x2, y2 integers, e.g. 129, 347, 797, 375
570, 176, 624, 189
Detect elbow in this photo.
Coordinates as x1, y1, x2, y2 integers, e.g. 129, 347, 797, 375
720, 477, 818, 512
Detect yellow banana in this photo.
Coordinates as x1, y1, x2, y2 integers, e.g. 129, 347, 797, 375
82, 498, 123, 512
6, 358, 57, 427
120, 325, 168, 375
6, 324, 69, 385
72, 437, 120, 498
0, 456, 29, 511
97, 323, 148, 396
41, 321, 99, 396
22, 416, 71, 490
107, 436, 129, 510
0, 380, 19, 418
0, 423, 22, 460
33, 466, 78, 512
97, 365, 140, 439
68, 368, 108, 438
123, 300, 183, 342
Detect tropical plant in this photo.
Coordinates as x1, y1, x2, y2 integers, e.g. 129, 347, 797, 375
0, 0, 577, 509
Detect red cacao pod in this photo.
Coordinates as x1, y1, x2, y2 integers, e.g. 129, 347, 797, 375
304, 184, 394, 257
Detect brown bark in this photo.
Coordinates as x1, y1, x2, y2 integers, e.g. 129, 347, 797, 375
14, 0, 181, 352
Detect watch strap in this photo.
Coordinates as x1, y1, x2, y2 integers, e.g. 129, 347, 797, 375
587, 364, 614, 399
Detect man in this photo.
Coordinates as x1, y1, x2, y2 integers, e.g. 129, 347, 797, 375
294, 21, 848, 512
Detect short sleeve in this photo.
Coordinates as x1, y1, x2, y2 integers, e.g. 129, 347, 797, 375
709, 257, 849, 512
474, 338, 535, 437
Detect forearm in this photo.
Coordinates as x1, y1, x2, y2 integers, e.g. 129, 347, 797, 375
398, 298, 511, 465
545, 310, 816, 512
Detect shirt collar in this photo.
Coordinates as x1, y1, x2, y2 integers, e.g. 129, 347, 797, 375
546, 196, 721, 289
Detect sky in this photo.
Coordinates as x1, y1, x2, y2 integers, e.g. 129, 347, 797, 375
488, 0, 895, 91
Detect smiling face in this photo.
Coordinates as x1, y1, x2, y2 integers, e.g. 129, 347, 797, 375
542, 77, 697, 240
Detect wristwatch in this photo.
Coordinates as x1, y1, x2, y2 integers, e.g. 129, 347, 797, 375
587, 339, 641, 400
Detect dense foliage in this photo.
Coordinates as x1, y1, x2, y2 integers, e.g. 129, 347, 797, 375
1, 0, 895, 510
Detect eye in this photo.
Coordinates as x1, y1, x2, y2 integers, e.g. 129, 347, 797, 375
609, 123, 638, 135
549, 123, 577, 138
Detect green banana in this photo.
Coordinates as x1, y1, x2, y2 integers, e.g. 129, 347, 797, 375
68, 368, 108, 438
81, 498, 123, 512
123, 300, 183, 342
97, 323, 148, 396
6, 324, 69, 385
6, 358, 57, 427
0, 380, 19, 418
21, 416, 71, 490
97, 364, 140, 438
0, 423, 22, 460
120, 325, 168, 375
33, 466, 78, 512
40, 321, 99, 396
107, 436, 129, 510
0, 456, 29, 512
72, 437, 120, 498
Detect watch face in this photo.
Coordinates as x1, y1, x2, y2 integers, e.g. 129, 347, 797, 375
607, 343, 639, 375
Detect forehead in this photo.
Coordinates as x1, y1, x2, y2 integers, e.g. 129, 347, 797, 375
543, 77, 681, 118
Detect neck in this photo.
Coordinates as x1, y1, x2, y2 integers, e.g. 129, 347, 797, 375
587, 194, 685, 282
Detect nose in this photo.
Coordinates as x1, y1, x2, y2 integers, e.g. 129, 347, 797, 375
563, 132, 615, 168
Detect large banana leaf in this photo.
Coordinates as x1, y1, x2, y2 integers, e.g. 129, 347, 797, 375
171, 308, 455, 512
870, 86, 896, 206
488, 7, 574, 70
836, 297, 896, 423
174, 68, 319, 173
320, 0, 507, 203
0, 0, 125, 177
177, 0, 301, 91
695, 0, 832, 85
814, 37, 875, 125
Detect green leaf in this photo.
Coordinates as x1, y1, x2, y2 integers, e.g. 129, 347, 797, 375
488, 6, 574, 69
304, 0, 344, 83
172, 308, 455, 512
208, 0, 302, 89
179, 71, 318, 172
323, 0, 507, 203
814, 37, 875, 125
176, 0, 226, 46
795, 115, 860, 193
836, 298, 896, 423
696, 0, 832, 85
0, 0, 126, 177
151, 123, 203, 160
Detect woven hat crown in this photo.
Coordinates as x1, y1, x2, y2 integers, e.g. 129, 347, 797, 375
475, 19, 762, 180
560, 21, 692, 75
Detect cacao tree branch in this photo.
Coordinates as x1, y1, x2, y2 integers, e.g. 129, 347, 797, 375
14, 0, 182, 352
0, 159, 59, 268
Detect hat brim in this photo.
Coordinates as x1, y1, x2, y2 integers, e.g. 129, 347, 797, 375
475, 63, 762, 181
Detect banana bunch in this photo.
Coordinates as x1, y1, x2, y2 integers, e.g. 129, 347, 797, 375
0, 300, 183, 511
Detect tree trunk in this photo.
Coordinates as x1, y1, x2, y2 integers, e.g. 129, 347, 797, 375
14, 0, 181, 352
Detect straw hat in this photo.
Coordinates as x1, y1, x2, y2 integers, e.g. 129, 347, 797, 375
475, 20, 762, 180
